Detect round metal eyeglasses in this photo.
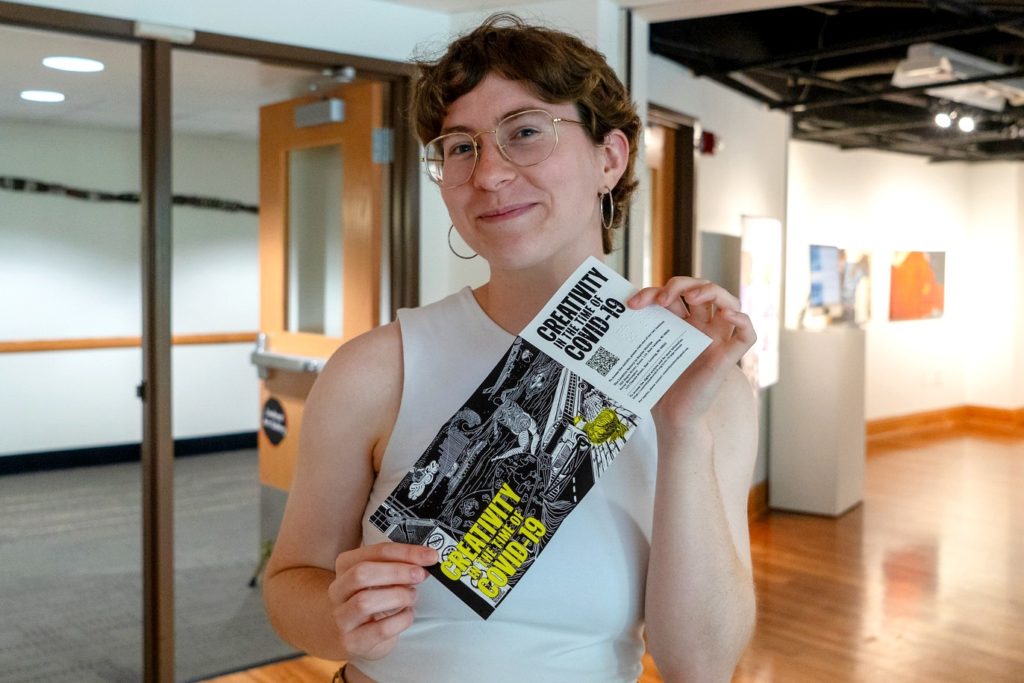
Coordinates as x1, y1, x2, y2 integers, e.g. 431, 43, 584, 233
423, 109, 585, 188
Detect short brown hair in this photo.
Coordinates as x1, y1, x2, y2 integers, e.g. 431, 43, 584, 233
411, 13, 641, 254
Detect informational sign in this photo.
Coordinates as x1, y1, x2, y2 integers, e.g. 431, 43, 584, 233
262, 397, 287, 446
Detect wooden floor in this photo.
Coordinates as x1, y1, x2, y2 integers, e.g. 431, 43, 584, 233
207, 431, 1024, 683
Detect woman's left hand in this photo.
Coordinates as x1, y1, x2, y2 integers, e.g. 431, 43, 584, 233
628, 277, 756, 435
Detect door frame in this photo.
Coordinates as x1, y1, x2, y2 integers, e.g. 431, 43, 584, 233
647, 103, 698, 280
0, 3, 420, 680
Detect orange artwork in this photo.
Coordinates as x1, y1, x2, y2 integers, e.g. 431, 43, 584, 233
889, 251, 945, 321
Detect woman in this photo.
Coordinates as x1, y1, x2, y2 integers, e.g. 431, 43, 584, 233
263, 14, 758, 683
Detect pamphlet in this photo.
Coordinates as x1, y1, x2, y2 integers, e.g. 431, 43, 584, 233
368, 257, 711, 618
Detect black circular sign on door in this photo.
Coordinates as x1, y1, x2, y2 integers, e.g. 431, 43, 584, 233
262, 397, 287, 446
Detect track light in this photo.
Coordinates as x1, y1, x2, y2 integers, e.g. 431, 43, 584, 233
934, 107, 977, 133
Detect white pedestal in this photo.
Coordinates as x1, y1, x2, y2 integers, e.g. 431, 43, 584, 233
769, 327, 865, 516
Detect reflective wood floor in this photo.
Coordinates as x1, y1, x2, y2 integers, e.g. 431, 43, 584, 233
208, 432, 1024, 683
734, 431, 1023, 682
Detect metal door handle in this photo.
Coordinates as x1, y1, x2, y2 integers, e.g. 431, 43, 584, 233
251, 332, 325, 378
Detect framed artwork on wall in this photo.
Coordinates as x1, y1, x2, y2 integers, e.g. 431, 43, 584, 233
889, 251, 945, 321
806, 244, 871, 327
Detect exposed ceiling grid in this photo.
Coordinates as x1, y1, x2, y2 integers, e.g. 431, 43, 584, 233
649, 0, 1024, 162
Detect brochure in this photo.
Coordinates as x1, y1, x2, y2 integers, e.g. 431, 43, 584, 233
368, 256, 711, 618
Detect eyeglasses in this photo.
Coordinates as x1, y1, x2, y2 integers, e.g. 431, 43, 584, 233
423, 109, 585, 188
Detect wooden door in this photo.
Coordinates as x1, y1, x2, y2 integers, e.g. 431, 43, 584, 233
647, 123, 677, 287
256, 80, 384, 497
645, 111, 696, 285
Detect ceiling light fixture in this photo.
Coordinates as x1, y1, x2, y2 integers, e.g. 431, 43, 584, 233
42, 56, 105, 72
958, 116, 976, 133
892, 43, 1024, 112
20, 90, 65, 103
934, 112, 952, 128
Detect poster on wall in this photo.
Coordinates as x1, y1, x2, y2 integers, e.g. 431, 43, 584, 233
889, 251, 945, 321
807, 244, 871, 327
740, 216, 782, 389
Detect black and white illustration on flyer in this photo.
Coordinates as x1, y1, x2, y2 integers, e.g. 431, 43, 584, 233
369, 257, 711, 619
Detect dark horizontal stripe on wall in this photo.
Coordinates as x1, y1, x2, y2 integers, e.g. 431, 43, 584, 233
0, 432, 257, 476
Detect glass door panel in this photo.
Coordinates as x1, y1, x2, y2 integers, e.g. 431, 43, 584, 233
0, 23, 143, 680
287, 144, 344, 337
169, 48, 321, 680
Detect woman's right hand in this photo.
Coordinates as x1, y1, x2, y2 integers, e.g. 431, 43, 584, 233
327, 542, 438, 660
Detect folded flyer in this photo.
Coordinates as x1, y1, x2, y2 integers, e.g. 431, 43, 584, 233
368, 256, 711, 618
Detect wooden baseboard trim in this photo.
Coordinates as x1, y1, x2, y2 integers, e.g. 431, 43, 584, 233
748, 480, 768, 523
867, 405, 1024, 444
961, 405, 1024, 434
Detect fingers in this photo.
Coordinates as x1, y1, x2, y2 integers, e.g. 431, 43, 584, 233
336, 541, 438, 574
338, 606, 415, 661
328, 542, 437, 659
333, 543, 436, 603
628, 276, 706, 310
629, 277, 756, 361
335, 583, 419, 631
630, 278, 740, 313
723, 308, 757, 347
629, 278, 739, 327
678, 280, 740, 316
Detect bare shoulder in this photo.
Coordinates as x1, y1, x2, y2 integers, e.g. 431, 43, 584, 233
304, 321, 404, 459
313, 321, 401, 409
267, 322, 404, 572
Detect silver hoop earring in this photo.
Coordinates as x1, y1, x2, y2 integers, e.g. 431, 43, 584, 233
600, 190, 615, 231
448, 224, 477, 260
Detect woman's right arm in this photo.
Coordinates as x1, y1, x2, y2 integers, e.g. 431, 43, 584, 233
262, 322, 437, 661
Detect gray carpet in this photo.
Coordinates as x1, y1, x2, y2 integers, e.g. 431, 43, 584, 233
0, 449, 297, 682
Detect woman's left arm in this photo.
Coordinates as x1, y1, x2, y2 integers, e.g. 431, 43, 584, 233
628, 278, 759, 683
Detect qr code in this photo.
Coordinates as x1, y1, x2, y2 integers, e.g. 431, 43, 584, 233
586, 346, 620, 376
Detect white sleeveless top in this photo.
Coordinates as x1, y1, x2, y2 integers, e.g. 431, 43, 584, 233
354, 288, 658, 683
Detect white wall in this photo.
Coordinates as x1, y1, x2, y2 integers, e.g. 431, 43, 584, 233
787, 140, 1023, 419
1017, 168, 1024, 407
452, 0, 622, 67
647, 54, 790, 249
964, 164, 1020, 409
0, 119, 260, 456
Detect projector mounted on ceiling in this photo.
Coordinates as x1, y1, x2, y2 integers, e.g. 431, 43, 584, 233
891, 42, 1024, 111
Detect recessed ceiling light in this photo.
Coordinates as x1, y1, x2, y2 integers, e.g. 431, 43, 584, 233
958, 116, 976, 133
21, 90, 65, 103
43, 56, 105, 73
934, 112, 952, 128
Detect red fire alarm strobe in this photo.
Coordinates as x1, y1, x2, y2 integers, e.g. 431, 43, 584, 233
698, 130, 720, 155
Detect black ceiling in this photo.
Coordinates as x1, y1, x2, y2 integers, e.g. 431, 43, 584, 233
650, 0, 1024, 162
